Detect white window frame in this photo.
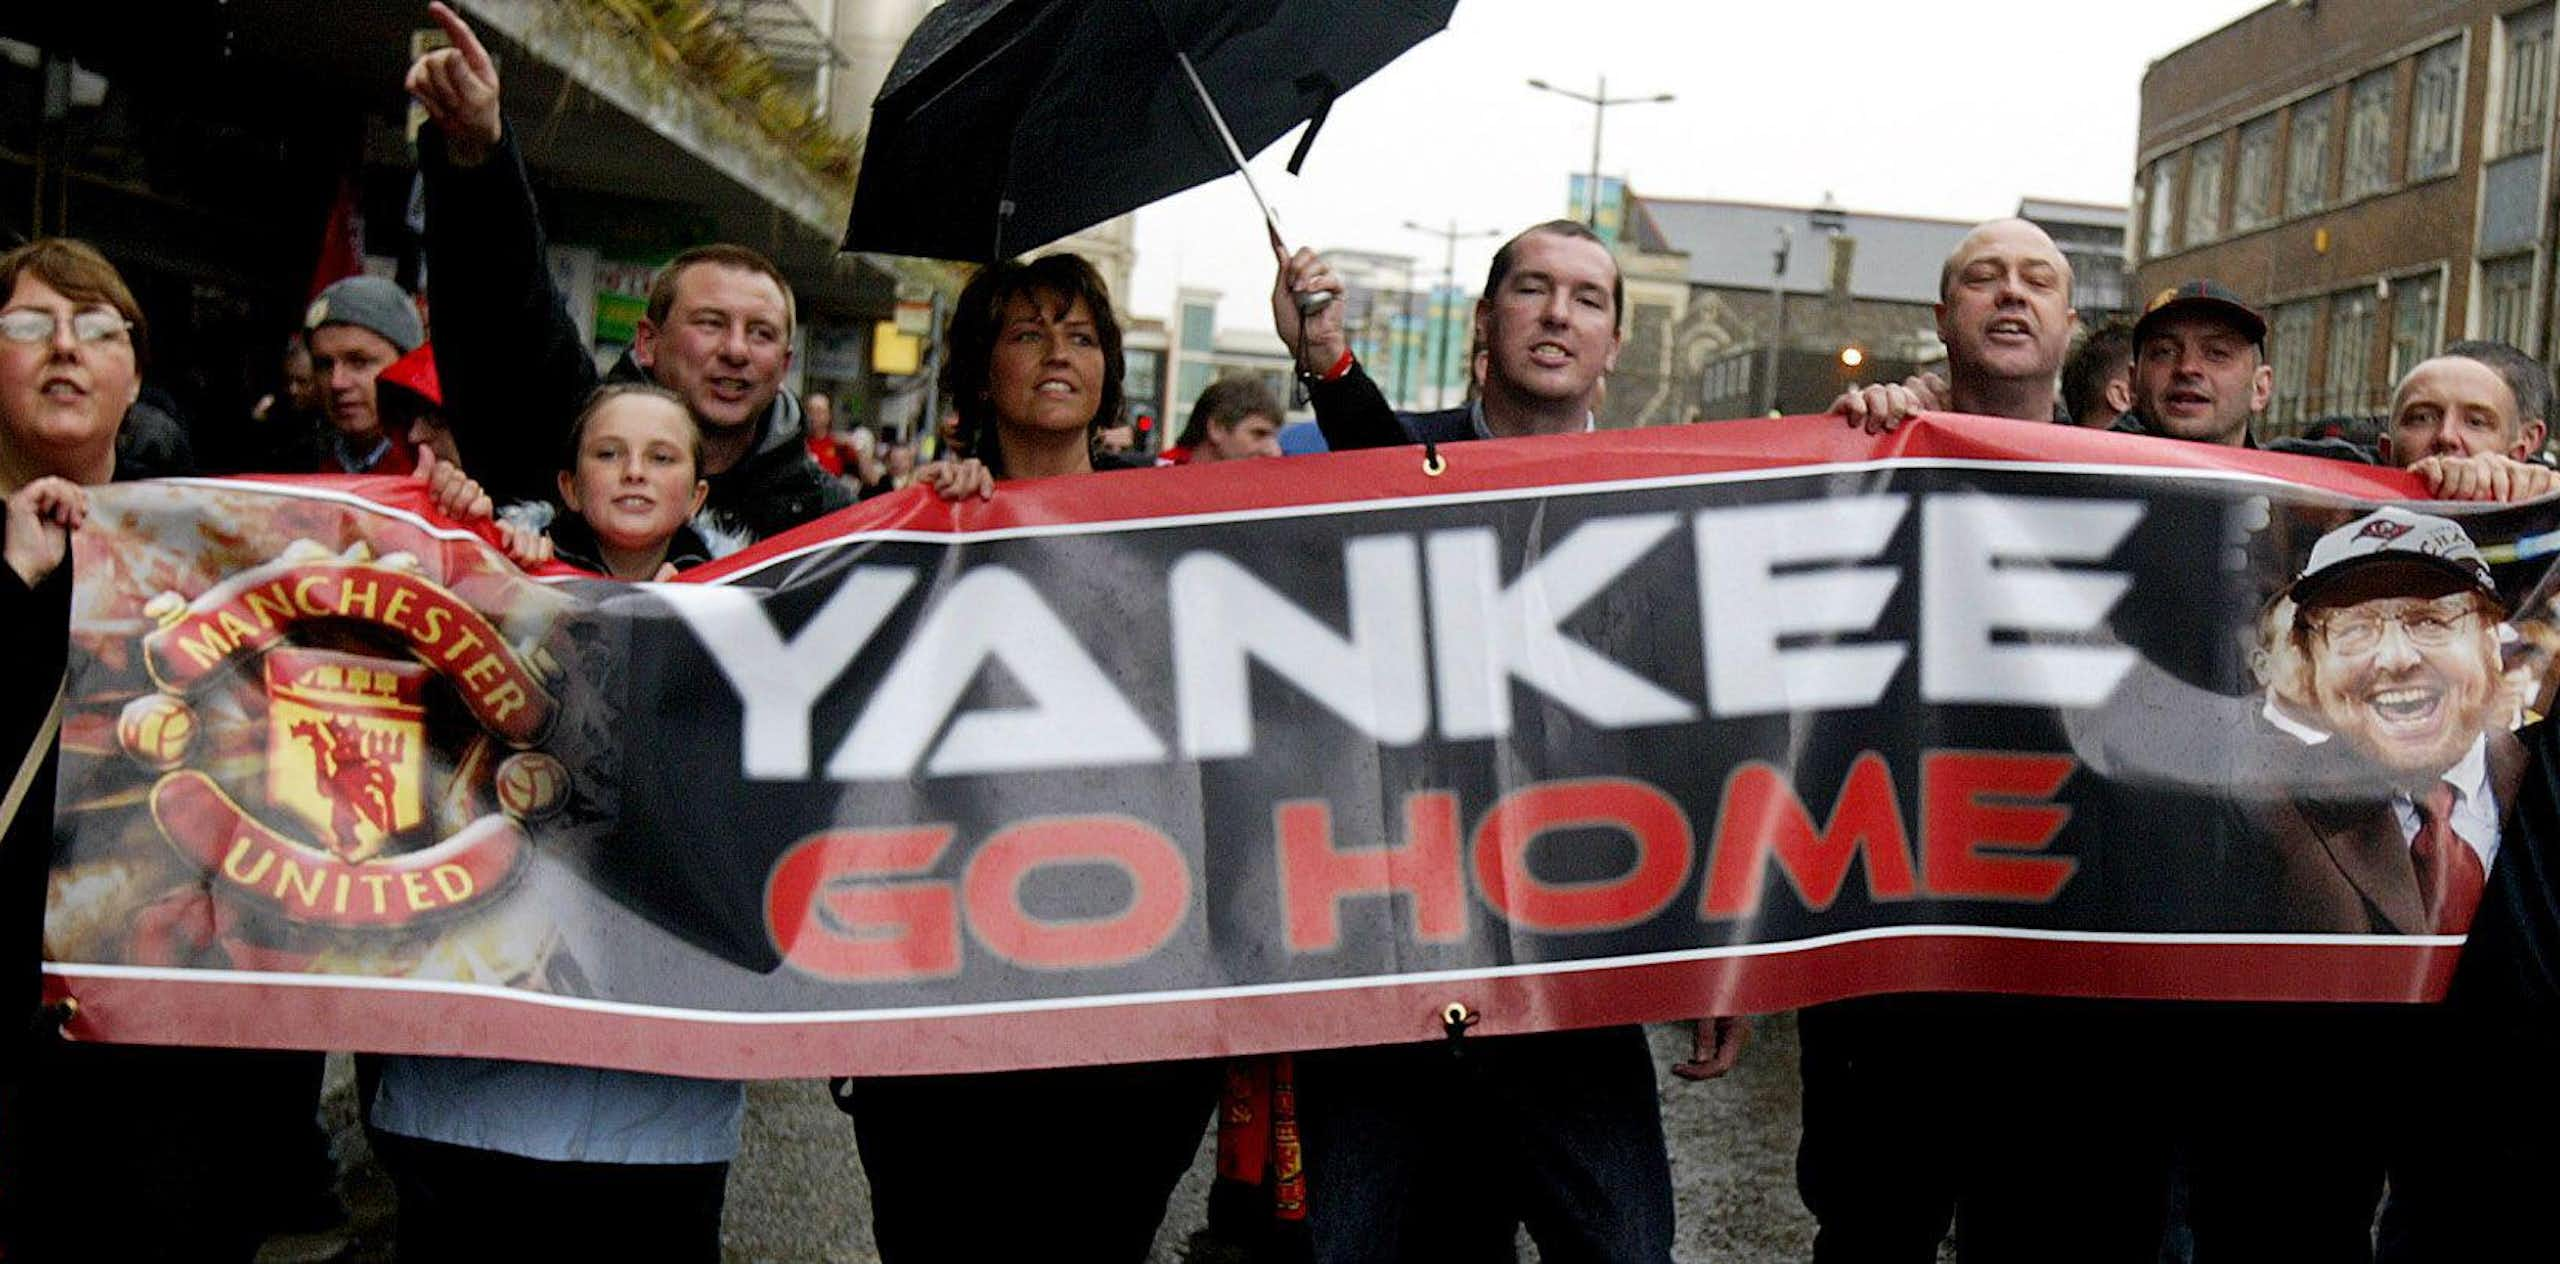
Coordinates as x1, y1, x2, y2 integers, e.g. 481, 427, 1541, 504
2410, 39, 2467, 180
2387, 268, 2449, 386
2343, 68, 2397, 198
2185, 135, 2228, 245
2233, 115, 2281, 231
2494, 5, 2555, 159
2287, 93, 2336, 215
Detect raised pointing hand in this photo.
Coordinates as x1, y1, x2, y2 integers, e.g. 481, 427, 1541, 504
405, 2, 504, 167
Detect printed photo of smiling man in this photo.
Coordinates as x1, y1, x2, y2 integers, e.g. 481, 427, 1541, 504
2258, 507, 2525, 936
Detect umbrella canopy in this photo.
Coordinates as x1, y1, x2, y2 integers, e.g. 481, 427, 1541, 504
844, 0, 1458, 263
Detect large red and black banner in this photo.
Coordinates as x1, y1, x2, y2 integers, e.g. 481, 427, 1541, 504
41, 415, 2560, 1076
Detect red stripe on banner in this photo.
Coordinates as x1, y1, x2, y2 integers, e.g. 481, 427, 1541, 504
45, 936, 2460, 1079
197, 473, 598, 580
201, 415, 2428, 587
679, 414, 2428, 584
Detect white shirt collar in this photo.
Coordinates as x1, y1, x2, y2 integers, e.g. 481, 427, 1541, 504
333, 433, 393, 473
1471, 399, 1597, 440
2260, 697, 2330, 745
2391, 732, 2498, 870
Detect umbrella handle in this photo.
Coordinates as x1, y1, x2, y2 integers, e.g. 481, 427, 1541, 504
1175, 48, 1333, 319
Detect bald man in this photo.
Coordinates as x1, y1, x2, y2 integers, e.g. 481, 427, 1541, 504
1803, 221, 2178, 1264
2386, 341, 2560, 502
1832, 218, 2077, 431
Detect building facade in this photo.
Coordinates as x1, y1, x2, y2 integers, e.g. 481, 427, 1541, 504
2135, 0, 2556, 434
1317, 248, 1475, 413
2021, 197, 2133, 319
1604, 190, 2127, 427
1615, 193, 1968, 423
1142, 287, 1303, 446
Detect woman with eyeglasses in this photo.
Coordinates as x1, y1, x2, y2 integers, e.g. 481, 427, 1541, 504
0, 238, 314, 1261
2, 239, 150, 1253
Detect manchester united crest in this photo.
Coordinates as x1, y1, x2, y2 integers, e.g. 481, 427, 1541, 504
111, 538, 571, 931
266, 648, 427, 862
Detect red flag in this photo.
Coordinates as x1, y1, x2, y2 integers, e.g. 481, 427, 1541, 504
306, 175, 365, 301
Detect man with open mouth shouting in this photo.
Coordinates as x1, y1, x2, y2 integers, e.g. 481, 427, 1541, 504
2126, 280, 2270, 448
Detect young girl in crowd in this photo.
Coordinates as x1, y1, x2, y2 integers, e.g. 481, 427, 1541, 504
417, 382, 719, 577
521, 383, 714, 580
377, 379, 984, 1260
367, 382, 734, 1262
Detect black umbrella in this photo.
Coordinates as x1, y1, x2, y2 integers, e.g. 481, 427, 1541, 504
842, 0, 1459, 265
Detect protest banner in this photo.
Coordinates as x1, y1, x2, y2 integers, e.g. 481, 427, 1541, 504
40, 415, 2547, 1077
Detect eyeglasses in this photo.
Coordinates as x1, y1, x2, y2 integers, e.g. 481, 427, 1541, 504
0, 307, 133, 346
2307, 598, 2482, 657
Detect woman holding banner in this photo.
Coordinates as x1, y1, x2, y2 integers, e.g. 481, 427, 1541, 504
0, 238, 308, 1260
829, 252, 1219, 1262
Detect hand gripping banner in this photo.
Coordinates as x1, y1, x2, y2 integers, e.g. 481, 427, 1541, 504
41, 416, 2560, 1077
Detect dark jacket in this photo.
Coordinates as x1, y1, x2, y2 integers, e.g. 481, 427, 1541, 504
116, 399, 195, 480
417, 124, 851, 548
2, 542, 68, 1077
5, 450, 180, 1079
0, 545, 66, 1253
2252, 729, 2525, 935
2, 447, 327, 1253
2365, 719, 2560, 1259
1303, 360, 1479, 450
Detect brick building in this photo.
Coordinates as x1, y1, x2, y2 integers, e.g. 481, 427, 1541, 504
2135, 0, 2558, 436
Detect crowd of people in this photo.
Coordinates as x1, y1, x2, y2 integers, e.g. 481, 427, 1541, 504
10, 4, 2560, 1262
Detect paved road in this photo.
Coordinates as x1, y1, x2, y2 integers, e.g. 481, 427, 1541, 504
306, 1016, 1829, 1262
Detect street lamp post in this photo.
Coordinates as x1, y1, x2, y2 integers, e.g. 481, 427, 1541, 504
1395, 255, 1419, 408
1762, 226, 1791, 416
1406, 219, 1501, 410
1526, 75, 1676, 229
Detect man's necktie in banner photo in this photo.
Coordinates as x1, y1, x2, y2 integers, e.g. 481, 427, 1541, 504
38, 417, 2560, 1078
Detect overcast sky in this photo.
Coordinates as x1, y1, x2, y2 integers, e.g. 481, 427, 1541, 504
1125, 0, 2269, 336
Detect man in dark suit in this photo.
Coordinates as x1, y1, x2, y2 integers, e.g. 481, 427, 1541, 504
1276, 219, 1622, 450
2185, 506, 2524, 1263
1256, 222, 1719, 1264
2265, 505, 2520, 936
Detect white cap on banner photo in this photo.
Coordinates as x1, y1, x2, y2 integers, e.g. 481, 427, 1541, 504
2289, 506, 2500, 612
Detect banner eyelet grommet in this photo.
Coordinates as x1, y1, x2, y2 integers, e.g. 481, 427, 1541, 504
1421, 444, 1446, 478
1440, 1001, 1477, 1055
45, 996, 79, 1030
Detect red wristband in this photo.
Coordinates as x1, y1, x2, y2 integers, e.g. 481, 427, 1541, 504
1317, 349, 1356, 383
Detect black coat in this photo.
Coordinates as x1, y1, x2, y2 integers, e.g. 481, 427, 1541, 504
1303, 360, 1479, 450
418, 125, 851, 549
4, 446, 183, 1078
2378, 719, 2560, 1258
